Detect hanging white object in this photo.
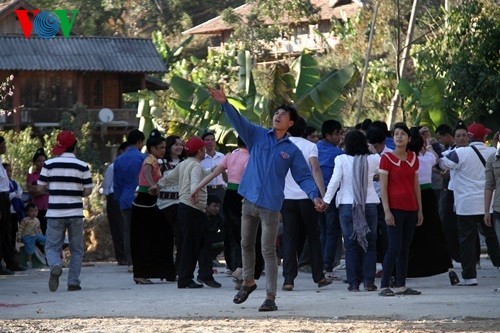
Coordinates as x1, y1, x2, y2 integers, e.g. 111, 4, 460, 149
98, 108, 114, 123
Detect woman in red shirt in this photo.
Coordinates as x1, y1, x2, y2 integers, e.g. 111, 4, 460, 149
378, 122, 423, 296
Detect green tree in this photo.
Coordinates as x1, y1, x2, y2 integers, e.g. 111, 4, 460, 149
221, 0, 319, 55
0, 127, 49, 187
59, 103, 104, 173
410, 0, 499, 127
166, 50, 356, 141
319, 0, 442, 125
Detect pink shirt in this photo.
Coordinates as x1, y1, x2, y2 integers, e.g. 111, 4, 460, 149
26, 171, 48, 210
220, 148, 249, 184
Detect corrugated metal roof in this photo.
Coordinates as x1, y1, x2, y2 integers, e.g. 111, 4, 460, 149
0, 36, 167, 73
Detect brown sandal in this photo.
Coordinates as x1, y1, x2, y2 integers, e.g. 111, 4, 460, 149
233, 284, 257, 304
258, 299, 278, 312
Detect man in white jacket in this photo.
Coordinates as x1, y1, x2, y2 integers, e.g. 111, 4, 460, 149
440, 123, 499, 286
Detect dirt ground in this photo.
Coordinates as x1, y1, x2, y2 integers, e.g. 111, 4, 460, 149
1, 318, 499, 333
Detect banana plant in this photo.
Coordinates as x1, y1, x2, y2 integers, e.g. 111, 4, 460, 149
137, 89, 164, 139
152, 31, 193, 72
397, 77, 459, 129
167, 50, 357, 137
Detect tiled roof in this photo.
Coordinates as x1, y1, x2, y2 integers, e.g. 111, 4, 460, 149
183, 0, 362, 35
0, 36, 167, 73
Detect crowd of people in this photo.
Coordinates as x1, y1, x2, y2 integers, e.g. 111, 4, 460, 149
0, 89, 499, 312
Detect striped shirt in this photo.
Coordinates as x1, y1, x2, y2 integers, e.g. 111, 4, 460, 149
38, 153, 93, 219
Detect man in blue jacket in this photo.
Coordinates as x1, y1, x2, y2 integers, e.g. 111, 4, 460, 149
210, 87, 324, 312
113, 129, 145, 270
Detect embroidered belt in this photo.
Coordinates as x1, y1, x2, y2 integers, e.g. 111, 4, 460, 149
158, 192, 179, 200
207, 185, 224, 190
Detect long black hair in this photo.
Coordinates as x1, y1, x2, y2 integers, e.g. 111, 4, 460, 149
32, 148, 47, 164
408, 127, 424, 154
164, 135, 186, 163
344, 130, 370, 156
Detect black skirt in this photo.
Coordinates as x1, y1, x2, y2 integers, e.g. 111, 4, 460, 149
407, 188, 452, 277
130, 192, 176, 281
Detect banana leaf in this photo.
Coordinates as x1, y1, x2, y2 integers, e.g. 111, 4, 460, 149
292, 52, 321, 99
295, 64, 357, 119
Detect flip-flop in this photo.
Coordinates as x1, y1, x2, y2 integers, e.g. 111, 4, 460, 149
233, 283, 257, 304
395, 287, 421, 295
258, 299, 278, 312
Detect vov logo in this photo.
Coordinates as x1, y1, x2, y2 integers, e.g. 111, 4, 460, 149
14, 10, 79, 39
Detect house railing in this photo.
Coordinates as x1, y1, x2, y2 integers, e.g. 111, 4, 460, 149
208, 33, 339, 59
0, 108, 140, 129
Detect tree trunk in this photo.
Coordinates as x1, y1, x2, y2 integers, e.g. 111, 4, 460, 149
386, 0, 419, 128
355, 0, 382, 124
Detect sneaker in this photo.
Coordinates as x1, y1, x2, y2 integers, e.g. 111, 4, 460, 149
364, 283, 378, 291
457, 278, 478, 286
26, 261, 33, 269
49, 265, 62, 292
197, 278, 222, 288
324, 270, 341, 280
68, 284, 82, 291
347, 284, 360, 292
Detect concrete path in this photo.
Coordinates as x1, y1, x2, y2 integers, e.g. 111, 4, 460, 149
0, 260, 498, 320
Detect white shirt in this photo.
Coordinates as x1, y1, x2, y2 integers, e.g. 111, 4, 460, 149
200, 151, 226, 186
0, 156, 9, 192
440, 142, 496, 215
441, 147, 457, 191
323, 154, 381, 206
417, 151, 438, 185
284, 137, 318, 200
157, 159, 181, 210
373, 146, 392, 197
102, 163, 114, 195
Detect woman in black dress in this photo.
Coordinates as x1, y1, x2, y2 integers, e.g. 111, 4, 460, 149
131, 130, 176, 284
407, 129, 452, 278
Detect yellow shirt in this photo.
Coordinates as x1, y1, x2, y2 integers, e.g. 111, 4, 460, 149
17, 217, 42, 238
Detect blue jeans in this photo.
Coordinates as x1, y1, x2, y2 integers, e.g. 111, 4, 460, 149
45, 218, 84, 286
241, 200, 280, 296
380, 209, 417, 289
339, 204, 378, 287
318, 197, 342, 271
21, 234, 46, 254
